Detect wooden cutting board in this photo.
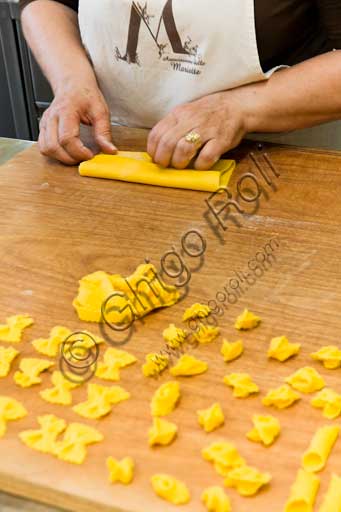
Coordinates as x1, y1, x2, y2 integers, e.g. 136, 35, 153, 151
1, 128, 341, 512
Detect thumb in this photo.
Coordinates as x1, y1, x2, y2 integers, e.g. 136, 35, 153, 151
91, 107, 117, 154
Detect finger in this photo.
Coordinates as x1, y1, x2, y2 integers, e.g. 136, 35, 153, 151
194, 139, 230, 170
90, 107, 117, 154
153, 123, 199, 168
171, 129, 216, 169
41, 116, 79, 165
147, 114, 177, 160
58, 113, 94, 162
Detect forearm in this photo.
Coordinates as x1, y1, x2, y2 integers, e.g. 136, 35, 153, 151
21, 0, 96, 94
235, 51, 341, 134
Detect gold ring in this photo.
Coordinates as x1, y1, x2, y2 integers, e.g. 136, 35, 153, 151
185, 131, 201, 145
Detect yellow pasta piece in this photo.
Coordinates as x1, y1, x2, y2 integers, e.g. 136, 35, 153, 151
201, 486, 231, 512
262, 385, 301, 409
318, 474, 341, 512
223, 373, 259, 398
182, 303, 211, 322
73, 383, 130, 419
202, 441, 245, 477
302, 425, 340, 472
151, 381, 180, 417
162, 324, 187, 348
194, 324, 220, 344
170, 354, 208, 377
19, 414, 66, 454
0, 346, 19, 377
73, 264, 180, 323
311, 345, 341, 370
220, 340, 244, 363
151, 474, 190, 505
267, 336, 301, 362
148, 417, 177, 446
54, 423, 103, 464
284, 468, 320, 512
142, 352, 169, 377
107, 456, 134, 484
32, 326, 103, 358
14, 358, 54, 388
234, 309, 261, 331
0, 314, 33, 342
40, 371, 80, 405
197, 403, 225, 433
247, 415, 281, 446
224, 465, 271, 496
285, 367, 325, 394
95, 347, 137, 381
0, 396, 27, 438
311, 388, 341, 420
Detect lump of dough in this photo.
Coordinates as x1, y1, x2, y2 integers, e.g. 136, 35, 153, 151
148, 417, 177, 446
193, 324, 220, 344
54, 422, 103, 464
284, 468, 320, 512
0, 396, 27, 438
262, 385, 301, 409
285, 367, 325, 393
311, 388, 341, 420
311, 345, 341, 370
143, 353, 169, 377
202, 441, 245, 477
223, 373, 259, 398
151, 474, 190, 505
19, 414, 66, 454
162, 324, 187, 348
40, 371, 80, 405
224, 465, 271, 496
73, 383, 130, 419
201, 486, 231, 512
234, 309, 261, 331
14, 358, 54, 388
247, 415, 281, 446
151, 381, 180, 417
182, 303, 211, 322
96, 347, 137, 381
197, 403, 225, 433
0, 346, 19, 377
0, 314, 33, 343
220, 340, 244, 363
267, 336, 301, 362
170, 354, 208, 377
107, 456, 134, 484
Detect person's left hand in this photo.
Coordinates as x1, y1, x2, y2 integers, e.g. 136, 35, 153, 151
147, 90, 249, 170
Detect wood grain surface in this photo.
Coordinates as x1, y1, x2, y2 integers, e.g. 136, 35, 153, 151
1, 127, 341, 512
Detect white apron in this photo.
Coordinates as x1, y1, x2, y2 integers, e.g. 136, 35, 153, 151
79, 0, 284, 128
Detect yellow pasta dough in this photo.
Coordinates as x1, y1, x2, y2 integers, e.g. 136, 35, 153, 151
142, 353, 169, 377
318, 474, 341, 512
193, 324, 220, 344
223, 373, 259, 398
151, 381, 180, 417
0, 396, 27, 438
14, 358, 54, 388
148, 417, 177, 446
151, 474, 190, 505
95, 347, 137, 381
262, 385, 301, 409
267, 336, 301, 362
197, 403, 225, 433
73, 264, 180, 324
247, 415, 281, 446
73, 383, 130, 419
54, 422, 103, 464
201, 486, 231, 512
311, 388, 341, 420
40, 371, 80, 405
224, 465, 271, 496
202, 441, 245, 477
0, 314, 33, 342
220, 340, 244, 363
0, 346, 19, 377
19, 414, 66, 454
285, 367, 325, 393
234, 309, 261, 331
182, 303, 211, 322
107, 456, 134, 484
32, 326, 103, 358
284, 469, 320, 512
162, 324, 187, 348
311, 346, 341, 370
302, 425, 340, 473
169, 354, 208, 377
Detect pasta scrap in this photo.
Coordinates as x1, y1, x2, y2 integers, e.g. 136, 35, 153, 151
302, 425, 340, 473
32, 326, 103, 358
19, 414, 66, 454
170, 354, 208, 377
0, 314, 33, 343
267, 336, 301, 362
262, 385, 301, 409
234, 309, 261, 331
247, 415, 281, 447
197, 403, 225, 433
224, 465, 271, 496
54, 422, 103, 464
0, 396, 27, 438
96, 347, 137, 381
148, 417, 177, 446
220, 340, 244, 363
14, 358, 54, 388
162, 324, 187, 348
311, 388, 341, 420
285, 367, 325, 394
284, 469, 320, 512
223, 373, 259, 398
107, 456, 134, 484
142, 353, 169, 377
0, 346, 19, 377
151, 381, 180, 417
40, 371, 80, 405
201, 486, 231, 512
151, 474, 190, 505
311, 346, 341, 370
193, 324, 220, 344
73, 383, 130, 419
319, 474, 341, 512
202, 441, 245, 477
182, 303, 211, 322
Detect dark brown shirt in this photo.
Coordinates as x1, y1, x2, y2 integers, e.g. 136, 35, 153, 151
20, 0, 341, 72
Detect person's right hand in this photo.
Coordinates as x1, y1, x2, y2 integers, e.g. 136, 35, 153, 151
39, 82, 117, 165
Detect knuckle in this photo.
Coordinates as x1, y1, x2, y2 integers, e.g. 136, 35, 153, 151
178, 139, 195, 157
45, 143, 59, 155
59, 133, 74, 146
160, 137, 174, 153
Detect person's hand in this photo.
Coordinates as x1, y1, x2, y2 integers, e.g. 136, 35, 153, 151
147, 90, 249, 170
39, 82, 117, 165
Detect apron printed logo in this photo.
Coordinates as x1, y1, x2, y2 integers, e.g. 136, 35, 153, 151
115, 0, 206, 75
